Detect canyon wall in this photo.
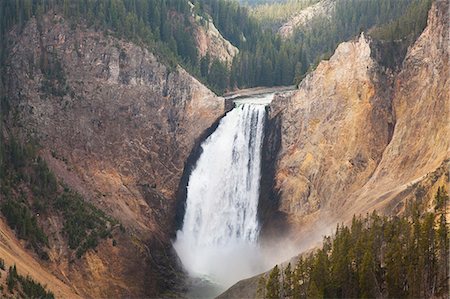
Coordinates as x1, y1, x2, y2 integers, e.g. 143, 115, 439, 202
278, 0, 335, 38
268, 32, 394, 234
1, 0, 448, 298
3, 12, 224, 297
268, 0, 448, 240
222, 2, 448, 296
194, 16, 239, 65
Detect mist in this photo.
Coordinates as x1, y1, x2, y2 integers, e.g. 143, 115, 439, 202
174, 214, 337, 297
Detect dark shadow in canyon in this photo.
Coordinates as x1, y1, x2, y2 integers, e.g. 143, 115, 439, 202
258, 107, 290, 241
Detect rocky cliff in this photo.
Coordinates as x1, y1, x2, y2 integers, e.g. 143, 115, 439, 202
3, 12, 224, 297
278, 0, 335, 38
221, 1, 448, 296
267, 32, 394, 236
267, 0, 448, 242
194, 16, 239, 65
345, 0, 449, 217
1, 0, 448, 298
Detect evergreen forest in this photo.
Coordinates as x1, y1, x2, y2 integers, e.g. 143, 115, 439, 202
258, 187, 449, 299
0, 0, 434, 95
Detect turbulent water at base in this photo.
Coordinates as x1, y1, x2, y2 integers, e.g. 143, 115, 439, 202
174, 101, 268, 296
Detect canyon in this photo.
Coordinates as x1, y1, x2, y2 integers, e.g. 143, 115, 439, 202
0, 0, 448, 298
223, 0, 449, 296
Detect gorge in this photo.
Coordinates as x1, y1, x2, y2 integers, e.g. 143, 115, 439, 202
0, 0, 448, 298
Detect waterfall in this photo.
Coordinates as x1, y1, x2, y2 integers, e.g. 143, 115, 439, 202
174, 102, 267, 291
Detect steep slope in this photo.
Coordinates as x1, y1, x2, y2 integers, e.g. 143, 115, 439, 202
267, 32, 394, 235
266, 0, 448, 244
0, 218, 80, 298
194, 16, 239, 65
221, 1, 448, 296
278, 0, 335, 38
344, 0, 449, 217
2, 12, 224, 298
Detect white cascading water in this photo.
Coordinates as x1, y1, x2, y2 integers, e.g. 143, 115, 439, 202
174, 100, 269, 293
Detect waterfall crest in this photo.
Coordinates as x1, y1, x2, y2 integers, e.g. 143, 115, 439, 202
174, 103, 267, 288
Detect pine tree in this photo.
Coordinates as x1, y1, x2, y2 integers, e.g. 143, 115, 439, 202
436, 213, 448, 295
420, 213, 437, 297
435, 186, 448, 212
256, 275, 266, 299
359, 249, 377, 298
310, 249, 329, 297
200, 54, 210, 78
307, 280, 322, 299
7, 264, 18, 292
266, 265, 280, 299
293, 257, 307, 299
283, 263, 292, 298
385, 219, 407, 298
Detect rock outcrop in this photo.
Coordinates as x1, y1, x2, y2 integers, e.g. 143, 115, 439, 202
4, 12, 224, 297
194, 16, 239, 65
268, 0, 448, 239
345, 0, 450, 217
222, 1, 448, 296
278, 0, 335, 38
268, 32, 394, 234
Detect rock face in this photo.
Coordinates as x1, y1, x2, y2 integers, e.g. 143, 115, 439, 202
222, 2, 448, 296
268, 0, 449, 238
278, 0, 335, 38
269, 33, 394, 232
347, 0, 450, 216
5, 13, 224, 297
194, 16, 239, 65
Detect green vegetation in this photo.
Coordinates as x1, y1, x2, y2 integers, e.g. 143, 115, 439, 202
288, 0, 430, 78
435, 186, 448, 211
200, 0, 431, 88
1, 199, 48, 247
241, 0, 287, 5
0, 135, 115, 259
40, 50, 69, 97
31, 156, 58, 201
0, 138, 50, 256
0, 1, 121, 260
56, 188, 116, 258
0, 0, 199, 92
20, 274, 55, 299
266, 264, 281, 298
0, 0, 197, 66
201, 54, 230, 94
250, 0, 319, 27
368, 0, 433, 68
5, 264, 54, 298
259, 187, 449, 298
370, 0, 433, 41
0, 0, 433, 95
7, 265, 18, 293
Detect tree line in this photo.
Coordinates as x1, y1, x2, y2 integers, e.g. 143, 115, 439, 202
370, 0, 432, 41
258, 187, 449, 298
250, 0, 320, 28
200, 0, 432, 90
0, 0, 433, 95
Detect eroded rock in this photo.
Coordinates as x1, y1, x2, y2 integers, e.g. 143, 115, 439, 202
5, 13, 224, 297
